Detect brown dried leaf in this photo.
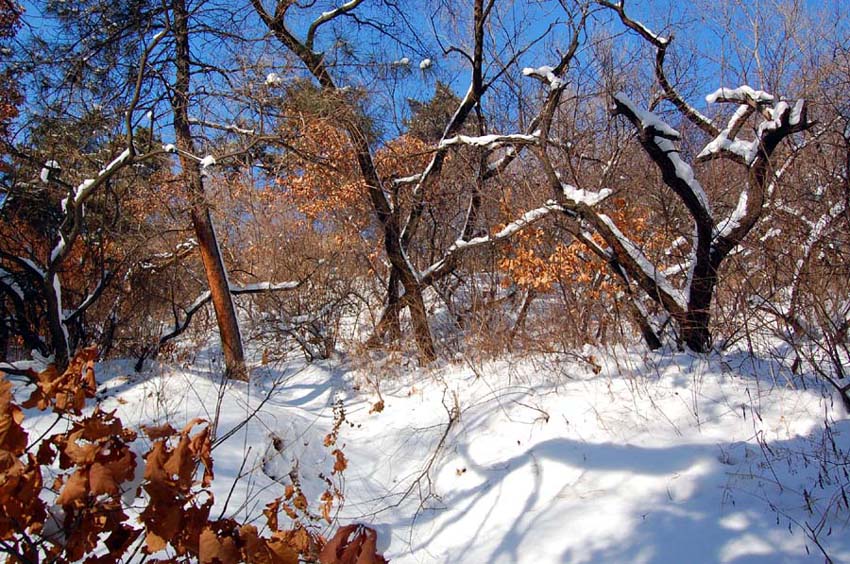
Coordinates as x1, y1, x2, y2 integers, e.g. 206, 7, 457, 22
62, 430, 99, 466
292, 492, 308, 512
320, 490, 333, 523
163, 434, 192, 483
199, 527, 240, 564
56, 470, 88, 505
319, 524, 356, 564
145, 530, 168, 554
36, 439, 56, 465
278, 527, 314, 554
332, 449, 347, 474
188, 424, 213, 487
319, 525, 387, 564
264, 498, 281, 532
266, 538, 300, 564
0, 379, 28, 455
142, 423, 176, 440
143, 441, 170, 482
22, 348, 99, 415
89, 462, 119, 496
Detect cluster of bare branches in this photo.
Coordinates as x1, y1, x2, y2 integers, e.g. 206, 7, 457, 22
0, 0, 845, 397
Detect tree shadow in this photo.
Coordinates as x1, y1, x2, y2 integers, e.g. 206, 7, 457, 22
387, 428, 848, 562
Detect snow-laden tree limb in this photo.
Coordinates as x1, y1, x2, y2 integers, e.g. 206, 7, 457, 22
705, 86, 775, 108
154, 280, 304, 350
612, 93, 713, 223
438, 133, 539, 150
188, 117, 256, 136
419, 201, 565, 283
139, 239, 199, 272
306, 0, 365, 50
522, 66, 566, 91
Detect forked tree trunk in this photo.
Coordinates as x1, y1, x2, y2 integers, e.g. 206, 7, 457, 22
172, 0, 247, 380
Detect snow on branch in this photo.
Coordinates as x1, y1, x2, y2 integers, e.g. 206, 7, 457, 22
306, 0, 364, 49
232, 281, 301, 294
52, 148, 134, 264
140, 239, 198, 272
439, 133, 539, 150
715, 191, 748, 239
597, 214, 687, 312
68, 149, 131, 210
597, 1, 669, 46
613, 93, 680, 139
612, 93, 712, 220
561, 184, 612, 207
392, 173, 422, 186
158, 280, 303, 347
420, 201, 564, 283
795, 201, 847, 283
188, 117, 255, 136
697, 104, 757, 164
522, 66, 565, 91
706, 86, 774, 106
698, 90, 808, 166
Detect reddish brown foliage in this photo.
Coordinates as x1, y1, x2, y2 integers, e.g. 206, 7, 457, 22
0, 380, 46, 561
0, 350, 385, 563
23, 347, 98, 415
319, 525, 388, 564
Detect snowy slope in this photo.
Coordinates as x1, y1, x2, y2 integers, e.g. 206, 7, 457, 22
18, 344, 850, 563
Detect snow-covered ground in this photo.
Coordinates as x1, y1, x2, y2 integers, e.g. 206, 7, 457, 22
18, 342, 850, 563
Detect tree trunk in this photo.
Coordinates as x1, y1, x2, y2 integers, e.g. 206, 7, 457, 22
384, 266, 402, 342
171, 0, 247, 380
190, 207, 247, 380
683, 272, 716, 353
407, 283, 436, 363
44, 272, 70, 370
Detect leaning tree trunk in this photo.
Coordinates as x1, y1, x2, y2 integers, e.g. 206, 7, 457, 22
171, 0, 247, 380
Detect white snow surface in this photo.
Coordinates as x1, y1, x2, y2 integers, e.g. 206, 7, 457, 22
15, 339, 850, 563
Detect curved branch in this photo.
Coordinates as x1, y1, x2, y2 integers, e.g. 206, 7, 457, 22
598, 0, 719, 137
306, 0, 365, 51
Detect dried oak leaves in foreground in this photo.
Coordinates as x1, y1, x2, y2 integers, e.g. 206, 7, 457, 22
0, 349, 387, 563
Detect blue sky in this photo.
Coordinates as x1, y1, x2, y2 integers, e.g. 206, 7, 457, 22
10, 0, 848, 145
